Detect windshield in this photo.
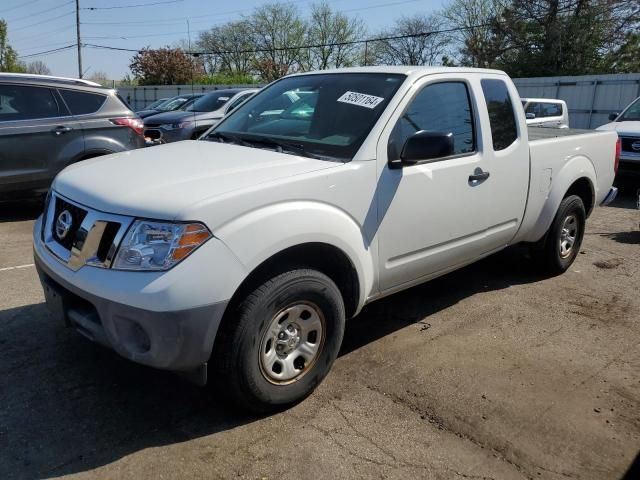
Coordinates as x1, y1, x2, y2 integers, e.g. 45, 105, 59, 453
146, 98, 168, 109
186, 92, 233, 112
619, 96, 640, 122
158, 96, 192, 111
206, 73, 405, 160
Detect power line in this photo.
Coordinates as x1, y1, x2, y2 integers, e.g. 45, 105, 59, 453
0, 0, 46, 15
18, 44, 77, 59
5, 1, 74, 24
82, 24, 494, 56
9, 10, 76, 33
82, 0, 183, 10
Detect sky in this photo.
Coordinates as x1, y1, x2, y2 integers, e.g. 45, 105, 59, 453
2, 0, 445, 80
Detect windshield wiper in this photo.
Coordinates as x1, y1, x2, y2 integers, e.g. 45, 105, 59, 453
235, 135, 327, 160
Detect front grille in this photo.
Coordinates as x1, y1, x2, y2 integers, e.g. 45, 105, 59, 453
620, 136, 640, 153
96, 222, 121, 262
52, 197, 88, 250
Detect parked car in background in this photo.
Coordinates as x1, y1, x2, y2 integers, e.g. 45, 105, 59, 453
597, 96, 640, 176
0, 73, 145, 201
142, 98, 169, 110
35, 67, 618, 412
135, 93, 204, 119
522, 98, 569, 128
143, 88, 258, 143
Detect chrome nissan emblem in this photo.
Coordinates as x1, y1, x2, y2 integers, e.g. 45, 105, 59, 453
632, 141, 640, 151
55, 210, 73, 240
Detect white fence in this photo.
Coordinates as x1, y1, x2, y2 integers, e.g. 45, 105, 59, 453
118, 73, 640, 130
513, 73, 640, 129
118, 84, 258, 111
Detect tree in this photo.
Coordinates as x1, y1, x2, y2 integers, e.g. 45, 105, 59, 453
250, 2, 306, 81
0, 19, 25, 73
375, 14, 450, 66
129, 47, 201, 85
26, 60, 51, 75
197, 20, 255, 76
495, 0, 639, 76
602, 32, 640, 73
442, 0, 507, 67
300, 2, 365, 71
88, 70, 109, 86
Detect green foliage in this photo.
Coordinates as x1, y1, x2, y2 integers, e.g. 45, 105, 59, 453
195, 73, 260, 85
0, 19, 26, 73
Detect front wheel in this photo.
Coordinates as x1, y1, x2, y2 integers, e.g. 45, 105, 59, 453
214, 269, 345, 412
533, 195, 586, 275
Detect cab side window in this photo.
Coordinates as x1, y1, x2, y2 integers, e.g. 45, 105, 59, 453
0, 84, 63, 121
481, 79, 518, 151
388, 82, 475, 161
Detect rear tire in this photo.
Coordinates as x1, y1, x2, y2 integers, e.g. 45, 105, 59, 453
532, 195, 586, 275
214, 269, 345, 413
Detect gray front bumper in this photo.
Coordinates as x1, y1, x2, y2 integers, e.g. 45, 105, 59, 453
35, 254, 228, 375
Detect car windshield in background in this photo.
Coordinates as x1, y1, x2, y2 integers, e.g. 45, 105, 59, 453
146, 98, 168, 110
619, 97, 640, 121
186, 92, 233, 112
207, 73, 406, 160
158, 96, 191, 111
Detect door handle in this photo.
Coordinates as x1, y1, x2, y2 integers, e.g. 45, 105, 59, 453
52, 126, 72, 135
469, 169, 490, 184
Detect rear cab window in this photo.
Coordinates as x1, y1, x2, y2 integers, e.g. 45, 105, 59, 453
0, 84, 66, 121
59, 89, 107, 115
525, 101, 563, 118
481, 79, 518, 151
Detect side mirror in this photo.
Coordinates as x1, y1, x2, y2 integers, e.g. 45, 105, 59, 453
608, 112, 619, 121
399, 131, 455, 166
526, 112, 536, 120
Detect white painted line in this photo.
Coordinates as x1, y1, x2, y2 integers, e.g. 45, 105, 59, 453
0, 263, 35, 272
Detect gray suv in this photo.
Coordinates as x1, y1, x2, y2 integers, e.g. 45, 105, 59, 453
0, 74, 145, 201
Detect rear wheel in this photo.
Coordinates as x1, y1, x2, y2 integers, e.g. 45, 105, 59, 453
533, 195, 586, 275
214, 269, 345, 412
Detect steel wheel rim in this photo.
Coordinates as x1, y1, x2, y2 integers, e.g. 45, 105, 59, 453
559, 214, 578, 258
259, 302, 326, 385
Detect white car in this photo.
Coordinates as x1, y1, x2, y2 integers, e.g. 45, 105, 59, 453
33, 67, 618, 411
522, 98, 569, 128
597, 96, 640, 176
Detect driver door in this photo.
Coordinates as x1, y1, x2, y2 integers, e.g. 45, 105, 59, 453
376, 76, 493, 291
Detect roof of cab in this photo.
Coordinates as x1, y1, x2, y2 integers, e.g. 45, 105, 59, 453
286, 65, 507, 79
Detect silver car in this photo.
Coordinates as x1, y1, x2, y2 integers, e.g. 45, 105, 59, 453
0, 74, 145, 201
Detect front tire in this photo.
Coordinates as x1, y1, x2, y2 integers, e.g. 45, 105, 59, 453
533, 195, 586, 275
214, 269, 345, 412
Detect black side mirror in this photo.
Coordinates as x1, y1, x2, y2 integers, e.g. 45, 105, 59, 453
609, 112, 620, 121
399, 131, 455, 166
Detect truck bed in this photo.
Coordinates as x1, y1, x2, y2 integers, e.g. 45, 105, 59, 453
528, 126, 594, 142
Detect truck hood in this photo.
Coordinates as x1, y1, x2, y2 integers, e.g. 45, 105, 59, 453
53, 141, 340, 219
596, 121, 640, 135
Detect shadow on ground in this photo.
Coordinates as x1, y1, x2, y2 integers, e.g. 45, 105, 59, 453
0, 201, 43, 223
0, 245, 547, 479
1, 184, 638, 478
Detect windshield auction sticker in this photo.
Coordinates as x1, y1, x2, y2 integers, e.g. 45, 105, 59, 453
337, 91, 385, 109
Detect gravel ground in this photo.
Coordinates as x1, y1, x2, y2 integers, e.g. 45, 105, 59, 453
1, 184, 638, 480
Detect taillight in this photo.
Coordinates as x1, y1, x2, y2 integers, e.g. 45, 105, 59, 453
614, 137, 621, 174
111, 117, 144, 136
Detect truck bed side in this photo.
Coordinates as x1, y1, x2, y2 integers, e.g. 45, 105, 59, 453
513, 127, 617, 244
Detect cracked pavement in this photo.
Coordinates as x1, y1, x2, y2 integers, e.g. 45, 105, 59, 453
1, 185, 639, 480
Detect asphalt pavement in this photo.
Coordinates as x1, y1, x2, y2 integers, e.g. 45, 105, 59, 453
1, 184, 638, 480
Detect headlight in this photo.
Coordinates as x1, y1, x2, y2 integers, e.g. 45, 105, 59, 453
165, 120, 193, 130
113, 220, 212, 271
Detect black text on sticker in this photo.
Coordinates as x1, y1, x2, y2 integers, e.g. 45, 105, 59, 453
337, 91, 384, 109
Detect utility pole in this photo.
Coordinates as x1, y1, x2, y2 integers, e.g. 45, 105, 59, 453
75, 0, 82, 78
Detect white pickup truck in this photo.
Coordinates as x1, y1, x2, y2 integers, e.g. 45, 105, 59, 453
597, 95, 640, 176
34, 67, 619, 411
